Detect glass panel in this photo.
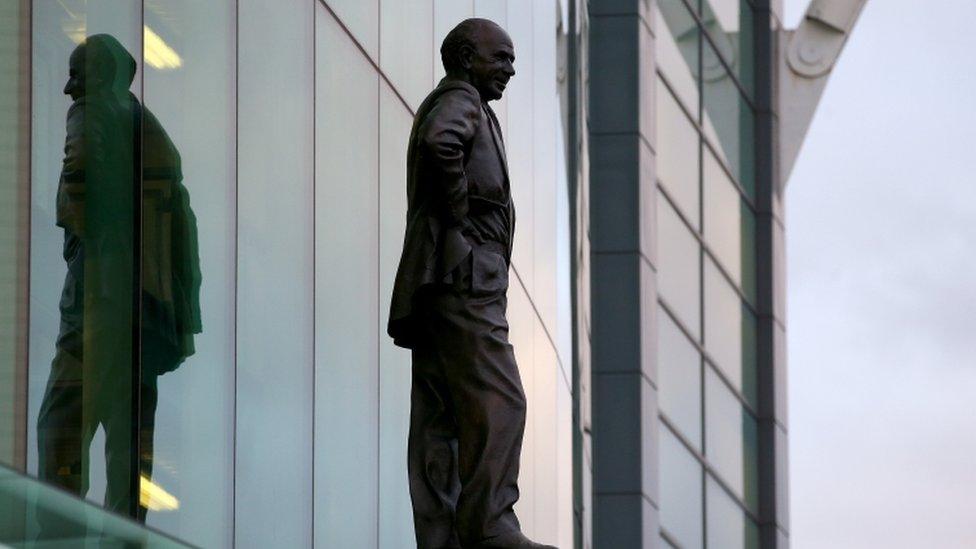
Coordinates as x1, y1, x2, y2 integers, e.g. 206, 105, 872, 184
703, 146, 741, 286
702, 42, 755, 198
700, 0, 754, 98
704, 256, 740, 387
703, 255, 757, 405
704, 368, 758, 512
0, 462, 191, 547
29, 0, 143, 521
657, 191, 701, 340
657, 306, 702, 450
141, 1, 235, 545
314, 6, 380, 547
655, 0, 699, 116
740, 204, 757, 306
0, 0, 29, 469
659, 427, 703, 549
656, 78, 700, 224
706, 475, 760, 549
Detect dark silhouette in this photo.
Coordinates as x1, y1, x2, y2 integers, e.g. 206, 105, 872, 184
389, 19, 556, 549
36, 33, 201, 524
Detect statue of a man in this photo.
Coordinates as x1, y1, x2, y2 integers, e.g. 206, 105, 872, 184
388, 18, 557, 549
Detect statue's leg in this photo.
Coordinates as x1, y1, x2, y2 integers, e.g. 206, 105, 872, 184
36, 269, 94, 538
409, 343, 463, 549
423, 289, 527, 546
135, 373, 158, 522
37, 329, 88, 496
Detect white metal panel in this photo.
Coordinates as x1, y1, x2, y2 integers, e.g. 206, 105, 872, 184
532, 0, 559, 343
505, 0, 535, 299
314, 6, 380, 547
378, 80, 416, 549
326, 0, 380, 63
236, 0, 314, 545
507, 266, 536, 531
532, 318, 560, 544
380, 0, 433, 112
474, 0, 508, 29
433, 0, 475, 84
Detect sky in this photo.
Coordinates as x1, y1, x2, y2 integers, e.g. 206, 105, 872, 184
783, 0, 976, 547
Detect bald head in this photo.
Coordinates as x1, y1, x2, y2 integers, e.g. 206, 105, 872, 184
63, 34, 136, 100
440, 18, 515, 102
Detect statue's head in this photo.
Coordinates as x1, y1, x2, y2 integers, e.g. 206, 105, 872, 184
64, 34, 136, 101
441, 18, 515, 102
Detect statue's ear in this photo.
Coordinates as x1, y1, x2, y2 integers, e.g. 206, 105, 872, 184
458, 43, 476, 70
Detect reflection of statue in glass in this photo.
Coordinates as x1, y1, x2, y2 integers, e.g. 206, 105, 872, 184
35, 34, 200, 523
388, 19, 556, 549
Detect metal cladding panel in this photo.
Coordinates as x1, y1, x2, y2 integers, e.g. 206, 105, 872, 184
380, 0, 433, 112
433, 0, 475, 84
326, 0, 380, 63
236, 0, 314, 546
378, 80, 416, 548
314, 5, 380, 547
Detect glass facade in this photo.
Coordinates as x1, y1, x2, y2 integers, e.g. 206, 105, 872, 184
1, 0, 786, 547
656, 0, 766, 547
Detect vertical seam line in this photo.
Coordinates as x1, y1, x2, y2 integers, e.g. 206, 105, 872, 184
310, 0, 317, 546
232, 0, 240, 544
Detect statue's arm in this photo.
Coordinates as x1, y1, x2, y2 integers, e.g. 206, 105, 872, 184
56, 102, 90, 236
417, 87, 481, 226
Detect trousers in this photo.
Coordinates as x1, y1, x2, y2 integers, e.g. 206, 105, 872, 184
409, 251, 527, 549
36, 246, 166, 527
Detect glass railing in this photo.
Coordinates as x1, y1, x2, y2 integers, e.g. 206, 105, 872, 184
0, 463, 191, 548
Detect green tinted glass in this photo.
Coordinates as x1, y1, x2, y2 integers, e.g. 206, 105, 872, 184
700, 0, 755, 98
0, 463, 191, 547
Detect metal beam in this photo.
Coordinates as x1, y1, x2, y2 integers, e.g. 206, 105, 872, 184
780, 0, 868, 183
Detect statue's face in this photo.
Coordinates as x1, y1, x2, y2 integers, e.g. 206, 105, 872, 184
467, 25, 515, 102
63, 46, 88, 101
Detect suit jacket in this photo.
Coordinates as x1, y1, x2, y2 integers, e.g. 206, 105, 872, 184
57, 90, 202, 375
388, 78, 513, 349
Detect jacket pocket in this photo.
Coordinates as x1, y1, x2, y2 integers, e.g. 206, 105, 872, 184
470, 247, 508, 296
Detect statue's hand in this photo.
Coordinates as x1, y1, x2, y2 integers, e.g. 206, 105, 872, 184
461, 218, 485, 245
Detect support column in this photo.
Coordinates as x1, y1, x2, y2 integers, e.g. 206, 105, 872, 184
588, 1, 659, 546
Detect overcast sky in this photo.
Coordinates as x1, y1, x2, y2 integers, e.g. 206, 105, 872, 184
783, 0, 976, 547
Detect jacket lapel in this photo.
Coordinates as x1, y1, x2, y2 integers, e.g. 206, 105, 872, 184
482, 104, 509, 184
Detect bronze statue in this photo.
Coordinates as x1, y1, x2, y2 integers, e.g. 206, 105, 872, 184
389, 18, 556, 549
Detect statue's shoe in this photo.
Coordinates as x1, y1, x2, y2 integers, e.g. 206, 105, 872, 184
468, 531, 558, 549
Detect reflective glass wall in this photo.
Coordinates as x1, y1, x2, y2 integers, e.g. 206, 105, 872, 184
655, 0, 762, 548
26, 1, 234, 545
